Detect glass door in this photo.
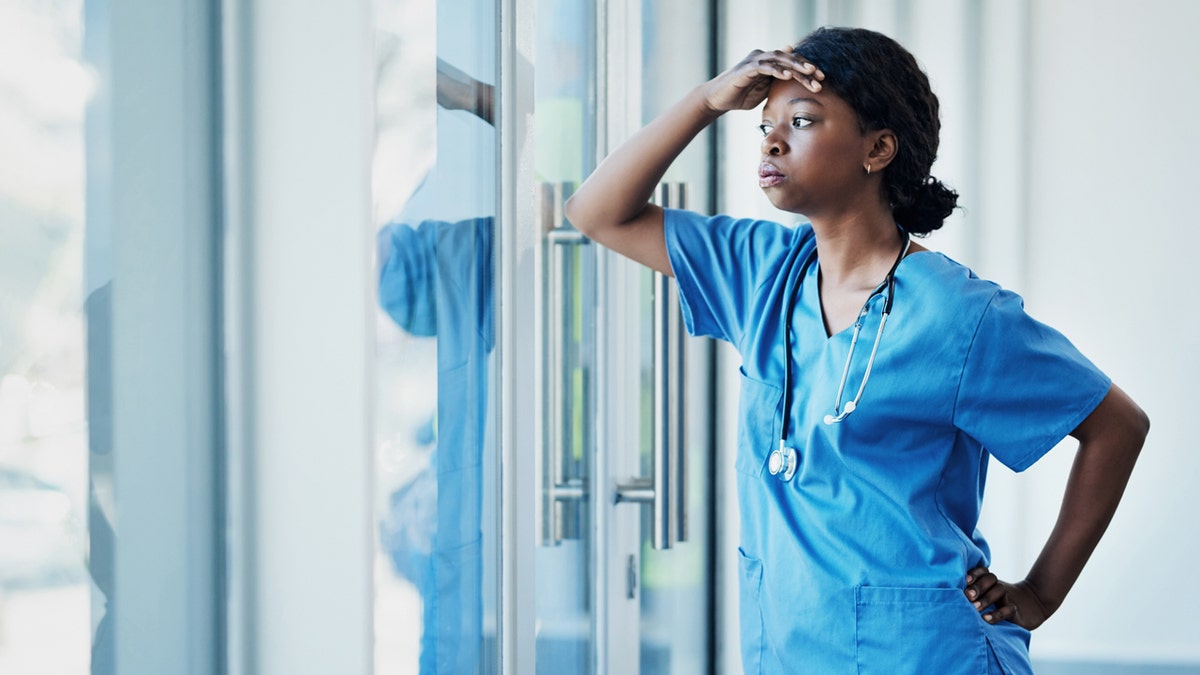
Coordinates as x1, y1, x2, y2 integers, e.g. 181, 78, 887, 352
372, 0, 500, 672
372, 0, 718, 669
532, 0, 597, 671
631, 2, 716, 672
531, 0, 716, 672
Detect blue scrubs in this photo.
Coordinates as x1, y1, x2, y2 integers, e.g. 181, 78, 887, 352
378, 215, 494, 674
664, 209, 1111, 674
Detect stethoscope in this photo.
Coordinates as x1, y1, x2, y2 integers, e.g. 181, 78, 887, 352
767, 231, 911, 482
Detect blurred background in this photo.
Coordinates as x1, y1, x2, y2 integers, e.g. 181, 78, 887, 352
0, 0, 1195, 673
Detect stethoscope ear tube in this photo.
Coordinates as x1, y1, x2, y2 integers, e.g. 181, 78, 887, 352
783, 232, 910, 462
823, 399, 857, 426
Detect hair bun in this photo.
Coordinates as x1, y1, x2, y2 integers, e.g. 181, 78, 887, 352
893, 177, 958, 235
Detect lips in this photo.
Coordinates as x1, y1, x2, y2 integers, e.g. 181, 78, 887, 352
759, 163, 785, 188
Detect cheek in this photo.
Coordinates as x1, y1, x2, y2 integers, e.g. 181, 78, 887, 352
809, 134, 867, 174
793, 137, 858, 178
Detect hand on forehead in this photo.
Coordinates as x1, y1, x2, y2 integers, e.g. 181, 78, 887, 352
763, 45, 825, 94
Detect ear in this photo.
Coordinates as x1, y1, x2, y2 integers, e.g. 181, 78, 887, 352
864, 129, 898, 172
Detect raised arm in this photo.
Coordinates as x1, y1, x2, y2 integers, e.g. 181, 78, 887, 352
437, 57, 494, 125
966, 383, 1149, 628
564, 49, 823, 276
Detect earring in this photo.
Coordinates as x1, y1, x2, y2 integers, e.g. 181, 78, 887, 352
865, 163, 872, 175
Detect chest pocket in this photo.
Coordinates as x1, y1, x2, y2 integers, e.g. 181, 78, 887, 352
736, 370, 783, 477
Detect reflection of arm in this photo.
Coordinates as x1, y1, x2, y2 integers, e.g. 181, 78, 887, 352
437, 58, 494, 125
381, 58, 494, 336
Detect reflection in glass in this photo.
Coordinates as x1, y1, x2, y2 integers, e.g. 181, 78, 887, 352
0, 0, 97, 672
373, 0, 498, 672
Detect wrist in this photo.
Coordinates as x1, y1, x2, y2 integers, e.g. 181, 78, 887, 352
687, 84, 727, 119
1019, 577, 1060, 618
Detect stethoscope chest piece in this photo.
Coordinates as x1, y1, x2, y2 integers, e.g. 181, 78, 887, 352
768, 442, 798, 482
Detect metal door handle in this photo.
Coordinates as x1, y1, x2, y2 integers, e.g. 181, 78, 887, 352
614, 182, 687, 549
539, 181, 589, 546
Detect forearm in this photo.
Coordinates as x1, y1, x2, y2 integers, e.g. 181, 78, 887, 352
436, 57, 494, 124
1024, 387, 1148, 614
566, 86, 720, 233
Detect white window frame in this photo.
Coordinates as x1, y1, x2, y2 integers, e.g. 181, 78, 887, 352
221, 1, 375, 673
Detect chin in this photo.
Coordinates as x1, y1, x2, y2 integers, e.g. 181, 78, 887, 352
763, 192, 808, 216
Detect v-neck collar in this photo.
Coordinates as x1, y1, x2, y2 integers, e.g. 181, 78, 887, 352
800, 248, 936, 341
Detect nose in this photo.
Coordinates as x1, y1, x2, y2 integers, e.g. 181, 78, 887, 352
761, 127, 786, 156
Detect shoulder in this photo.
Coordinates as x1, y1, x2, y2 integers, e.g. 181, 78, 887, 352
664, 207, 799, 238
662, 211, 811, 344
664, 208, 810, 262
901, 251, 1004, 314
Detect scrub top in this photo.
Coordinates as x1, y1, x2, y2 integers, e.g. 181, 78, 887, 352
378, 215, 494, 674
663, 209, 1111, 675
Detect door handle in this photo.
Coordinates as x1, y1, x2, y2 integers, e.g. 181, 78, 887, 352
614, 182, 687, 549
539, 181, 589, 545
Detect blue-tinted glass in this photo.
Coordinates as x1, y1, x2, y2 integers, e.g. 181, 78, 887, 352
373, 0, 499, 672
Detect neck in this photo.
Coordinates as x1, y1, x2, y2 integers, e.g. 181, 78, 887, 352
809, 209, 907, 290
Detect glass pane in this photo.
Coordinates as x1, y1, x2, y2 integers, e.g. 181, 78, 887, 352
372, 0, 499, 672
0, 1, 98, 672
637, 0, 714, 672
533, 0, 598, 673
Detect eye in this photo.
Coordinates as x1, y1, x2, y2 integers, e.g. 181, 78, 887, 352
792, 116, 813, 129
758, 123, 772, 137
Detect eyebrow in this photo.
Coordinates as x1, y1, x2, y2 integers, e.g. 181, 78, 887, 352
764, 96, 825, 116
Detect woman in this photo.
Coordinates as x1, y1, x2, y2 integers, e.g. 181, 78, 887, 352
565, 27, 1149, 674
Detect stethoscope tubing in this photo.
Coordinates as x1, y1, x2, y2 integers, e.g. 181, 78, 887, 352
770, 230, 910, 479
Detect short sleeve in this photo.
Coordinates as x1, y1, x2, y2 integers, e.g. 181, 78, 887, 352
378, 220, 439, 337
953, 290, 1112, 472
663, 208, 794, 347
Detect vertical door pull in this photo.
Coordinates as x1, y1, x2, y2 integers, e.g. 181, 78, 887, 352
614, 182, 688, 549
539, 181, 590, 545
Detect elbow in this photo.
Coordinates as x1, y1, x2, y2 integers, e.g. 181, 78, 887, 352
565, 187, 624, 241
1118, 398, 1150, 462
563, 193, 583, 231
1133, 404, 1151, 446
564, 193, 598, 239
1075, 384, 1150, 459
1122, 386, 1151, 447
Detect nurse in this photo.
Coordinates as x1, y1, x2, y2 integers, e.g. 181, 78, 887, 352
565, 27, 1149, 674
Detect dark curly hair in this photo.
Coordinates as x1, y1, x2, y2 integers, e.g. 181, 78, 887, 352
792, 27, 958, 235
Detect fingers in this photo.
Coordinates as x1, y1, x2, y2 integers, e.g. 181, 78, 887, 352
975, 576, 1008, 611
963, 567, 996, 607
965, 566, 988, 586
777, 47, 825, 85
983, 602, 1018, 624
776, 46, 825, 78
747, 49, 824, 93
963, 567, 1025, 625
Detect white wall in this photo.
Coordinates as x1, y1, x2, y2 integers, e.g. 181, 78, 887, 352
222, 1, 375, 673
1014, 0, 1200, 664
